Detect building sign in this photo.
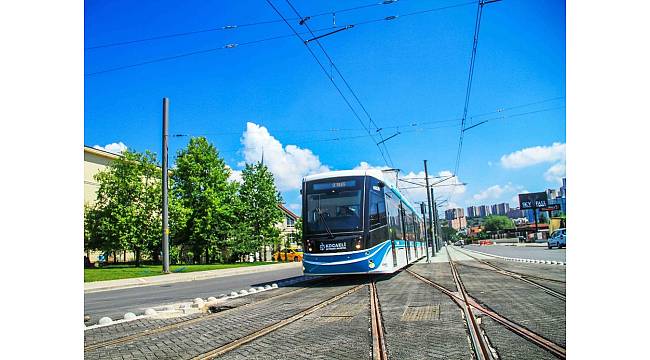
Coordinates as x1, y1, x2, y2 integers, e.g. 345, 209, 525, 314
540, 204, 561, 212
518, 192, 548, 210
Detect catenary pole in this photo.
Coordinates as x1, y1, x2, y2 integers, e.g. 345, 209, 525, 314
162, 98, 170, 274
420, 202, 430, 263
424, 160, 436, 257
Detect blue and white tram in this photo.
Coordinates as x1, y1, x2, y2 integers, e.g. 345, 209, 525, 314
301, 170, 427, 275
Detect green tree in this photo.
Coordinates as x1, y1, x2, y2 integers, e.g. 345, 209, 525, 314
85, 150, 161, 266
483, 215, 515, 232
539, 212, 549, 224
172, 137, 238, 264
238, 162, 283, 261
440, 226, 458, 242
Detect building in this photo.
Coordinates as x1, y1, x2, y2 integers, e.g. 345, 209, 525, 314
449, 216, 467, 231
478, 205, 491, 217
84, 146, 121, 206
496, 202, 510, 216
277, 204, 300, 247
466, 206, 479, 218
507, 208, 525, 219
445, 208, 465, 220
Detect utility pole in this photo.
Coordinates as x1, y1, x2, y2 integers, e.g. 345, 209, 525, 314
423, 160, 436, 257
420, 202, 430, 263
162, 98, 170, 274
431, 187, 441, 251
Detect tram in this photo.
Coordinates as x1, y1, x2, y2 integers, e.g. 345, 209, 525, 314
301, 169, 427, 275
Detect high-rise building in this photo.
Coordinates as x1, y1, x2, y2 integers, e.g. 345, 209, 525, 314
497, 202, 510, 215
507, 208, 524, 219
478, 205, 491, 217
466, 206, 479, 218
445, 208, 465, 220
491, 204, 498, 215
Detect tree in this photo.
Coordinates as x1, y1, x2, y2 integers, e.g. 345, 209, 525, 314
440, 226, 457, 242
172, 137, 238, 264
85, 150, 161, 266
483, 215, 515, 232
539, 212, 549, 224
238, 162, 283, 261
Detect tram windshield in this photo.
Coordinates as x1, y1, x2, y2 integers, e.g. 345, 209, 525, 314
305, 179, 363, 235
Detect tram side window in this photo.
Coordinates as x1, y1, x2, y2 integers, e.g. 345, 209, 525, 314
386, 193, 402, 239
369, 191, 387, 228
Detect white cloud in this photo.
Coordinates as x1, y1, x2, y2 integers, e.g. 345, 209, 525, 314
240, 122, 330, 191
288, 203, 301, 211
500, 142, 565, 169
93, 142, 127, 154
543, 161, 566, 184
226, 165, 242, 183
472, 183, 526, 206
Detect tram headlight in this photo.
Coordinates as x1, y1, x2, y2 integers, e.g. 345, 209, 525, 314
355, 243, 361, 249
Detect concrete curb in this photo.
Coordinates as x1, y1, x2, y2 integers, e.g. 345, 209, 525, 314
84, 281, 282, 331
461, 247, 566, 266
84, 262, 302, 294
84, 275, 319, 330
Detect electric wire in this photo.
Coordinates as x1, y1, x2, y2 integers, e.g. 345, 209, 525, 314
85, 0, 477, 76
85, 0, 401, 50
283, 0, 395, 167
265, 0, 390, 166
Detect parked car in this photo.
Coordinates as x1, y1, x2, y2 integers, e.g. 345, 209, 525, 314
479, 240, 494, 246
272, 248, 303, 262
547, 228, 566, 249
454, 240, 464, 246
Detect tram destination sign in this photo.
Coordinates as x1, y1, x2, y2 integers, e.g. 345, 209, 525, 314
518, 192, 549, 210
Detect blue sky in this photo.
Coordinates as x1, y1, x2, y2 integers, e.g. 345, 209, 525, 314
85, 0, 566, 213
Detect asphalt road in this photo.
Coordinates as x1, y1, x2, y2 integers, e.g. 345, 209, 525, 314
84, 266, 304, 323
462, 244, 566, 262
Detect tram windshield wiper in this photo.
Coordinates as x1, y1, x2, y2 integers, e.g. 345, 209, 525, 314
315, 208, 335, 239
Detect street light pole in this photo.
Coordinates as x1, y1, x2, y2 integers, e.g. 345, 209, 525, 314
423, 160, 436, 257
162, 98, 170, 274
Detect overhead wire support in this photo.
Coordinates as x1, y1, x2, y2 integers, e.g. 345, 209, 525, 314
304, 25, 354, 44
264, 0, 390, 166
376, 132, 401, 145
282, 0, 395, 167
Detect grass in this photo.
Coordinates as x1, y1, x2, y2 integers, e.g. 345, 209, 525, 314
84, 262, 272, 282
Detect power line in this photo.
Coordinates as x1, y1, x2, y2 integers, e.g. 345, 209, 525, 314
86, 0, 401, 50
265, 0, 390, 166
283, 0, 395, 167
85, 0, 477, 76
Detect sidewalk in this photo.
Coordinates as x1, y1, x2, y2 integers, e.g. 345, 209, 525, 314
84, 261, 302, 294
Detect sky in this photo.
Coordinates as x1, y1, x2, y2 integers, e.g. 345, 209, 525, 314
84, 0, 566, 214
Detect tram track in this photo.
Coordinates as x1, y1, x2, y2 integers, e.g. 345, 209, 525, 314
369, 277, 388, 360
84, 276, 333, 352
405, 248, 567, 359
454, 247, 566, 301
191, 283, 366, 360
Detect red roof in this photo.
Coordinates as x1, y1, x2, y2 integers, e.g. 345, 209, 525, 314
278, 203, 299, 220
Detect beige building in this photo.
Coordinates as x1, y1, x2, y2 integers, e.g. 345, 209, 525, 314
84, 146, 120, 206
277, 204, 300, 247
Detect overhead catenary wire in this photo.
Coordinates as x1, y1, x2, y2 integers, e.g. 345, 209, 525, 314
85, 0, 478, 76
265, 0, 391, 166
85, 0, 402, 50
283, 0, 396, 167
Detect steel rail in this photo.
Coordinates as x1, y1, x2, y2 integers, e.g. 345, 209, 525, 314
84, 276, 333, 352
406, 247, 567, 359
446, 247, 493, 360
456, 260, 566, 284
455, 247, 566, 301
191, 283, 366, 360
369, 278, 388, 360
84, 285, 313, 352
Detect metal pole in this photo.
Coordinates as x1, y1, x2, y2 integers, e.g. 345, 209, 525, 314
432, 188, 442, 251
420, 202, 430, 263
162, 98, 170, 274
423, 160, 436, 257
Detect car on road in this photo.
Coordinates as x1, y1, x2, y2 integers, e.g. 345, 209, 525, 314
454, 240, 464, 246
272, 248, 303, 262
547, 228, 566, 249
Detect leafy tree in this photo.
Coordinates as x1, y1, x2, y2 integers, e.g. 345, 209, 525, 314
440, 226, 457, 242
238, 162, 283, 261
483, 215, 515, 232
172, 137, 238, 264
539, 212, 549, 224
85, 150, 161, 266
